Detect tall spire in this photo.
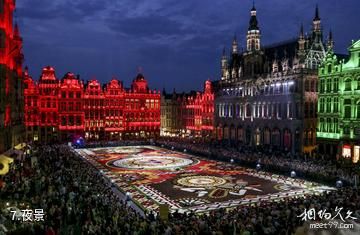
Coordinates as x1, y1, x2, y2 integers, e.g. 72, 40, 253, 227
248, 1, 259, 30
232, 34, 238, 54
327, 30, 334, 51
251, 0, 256, 11
299, 23, 304, 39
312, 4, 322, 41
314, 4, 320, 21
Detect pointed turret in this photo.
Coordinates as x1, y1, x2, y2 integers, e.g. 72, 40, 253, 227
221, 47, 228, 80
327, 30, 334, 51
248, 2, 259, 30
314, 4, 320, 21
312, 4, 321, 34
299, 23, 304, 40
232, 34, 238, 54
246, 2, 261, 52
298, 23, 306, 60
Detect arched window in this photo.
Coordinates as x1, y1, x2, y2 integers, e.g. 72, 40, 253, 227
344, 78, 352, 91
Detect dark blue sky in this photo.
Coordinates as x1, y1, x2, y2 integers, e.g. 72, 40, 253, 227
17, 0, 360, 92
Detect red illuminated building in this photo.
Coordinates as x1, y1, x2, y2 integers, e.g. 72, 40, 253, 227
24, 67, 160, 142
0, 0, 25, 152
161, 80, 215, 138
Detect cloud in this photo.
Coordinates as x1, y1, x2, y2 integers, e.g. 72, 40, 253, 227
17, 0, 360, 92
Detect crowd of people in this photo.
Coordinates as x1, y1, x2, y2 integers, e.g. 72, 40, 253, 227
0, 140, 359, 234
156, 138, 359, 186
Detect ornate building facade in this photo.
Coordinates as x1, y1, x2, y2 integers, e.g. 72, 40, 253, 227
215, 5, 329, 154
161, 80, 214, 138
317, 39, 360, 163
24, 67, 160, 142
0, 0, 24, 153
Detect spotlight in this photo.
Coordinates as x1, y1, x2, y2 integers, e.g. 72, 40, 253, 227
184, 149, 187, 152
171, 146, 174, 150
291, 171, 296, 178
230, 158, 234, 164
256, 163, 261, 171
336, 180, 343, 188
125, 192, 132, 201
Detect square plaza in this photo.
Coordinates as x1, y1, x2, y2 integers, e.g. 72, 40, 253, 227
75, 145, 333, 213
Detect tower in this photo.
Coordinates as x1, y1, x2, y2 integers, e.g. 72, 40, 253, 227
298, 24, 306, 60
326, 30, 334, 52
312, 4, 322, 43
0, 0, 25, 153
232, 35, 238, 54
246, 3, 261, 52
221, 47, 228, 80
305, 5, 326, 69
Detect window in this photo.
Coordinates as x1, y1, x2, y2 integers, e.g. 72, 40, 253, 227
326, 98, 331, 113
61, 116, 66, 126
334, 77, 339, 92
327, 64, 332, 74
344, 106, 351, 119
334, 97, 339, 113
246, 104, 251, 118
319, 98, 324, 112
327, 118, 333, 132
344, 79, 352, 91
0, 29, 5, 48
344, 126, 350, 135
319, 118, 324, 132
334, 118, 338, 133
357, 103, 360, 118
320, 79, 325, 93
326, 78, 332, 92
76, 116, 81, 126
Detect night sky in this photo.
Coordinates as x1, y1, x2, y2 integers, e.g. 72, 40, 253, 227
17, 0, 360, 92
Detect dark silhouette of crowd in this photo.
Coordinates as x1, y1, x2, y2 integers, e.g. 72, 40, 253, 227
156, 138, 359, 186
0, 141, 359, 235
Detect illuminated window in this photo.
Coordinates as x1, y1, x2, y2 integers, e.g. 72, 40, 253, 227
354, 146, 360, 163
342, 145, 351, 158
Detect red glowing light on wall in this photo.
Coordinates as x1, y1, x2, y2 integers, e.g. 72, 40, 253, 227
24, 68, 161, 141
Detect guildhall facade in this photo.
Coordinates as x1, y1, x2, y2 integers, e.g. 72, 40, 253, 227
24, 67, 160, 143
